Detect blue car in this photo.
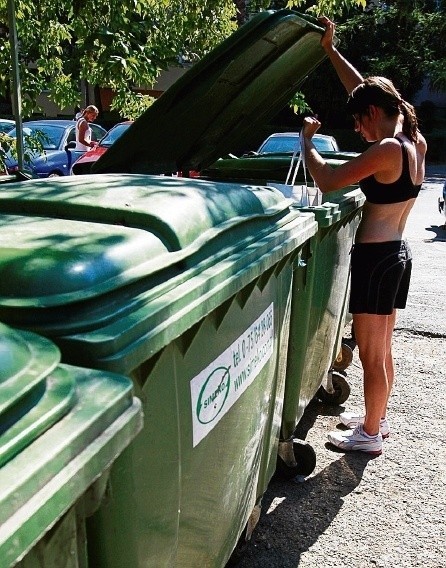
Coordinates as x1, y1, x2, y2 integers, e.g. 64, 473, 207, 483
0, 118, 15, 134
5, 119, 106, 177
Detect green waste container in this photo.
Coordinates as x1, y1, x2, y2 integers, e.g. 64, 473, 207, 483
199, 158, 364, 476
0, 173, 317, 566
0, 8, 357, 562
200, 162, 365, 463
197, 176, 365, 477
275, 187, 365, 478
86, 7, 363, 477
200, 152, 358, 186
0, 322, 142, 568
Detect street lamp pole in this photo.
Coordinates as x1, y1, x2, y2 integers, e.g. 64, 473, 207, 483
7, 0, 24, 171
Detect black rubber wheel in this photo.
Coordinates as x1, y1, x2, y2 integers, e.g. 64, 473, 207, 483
332, 343, 354, 372
316, 370, 351, 405
276, 439, 317, 479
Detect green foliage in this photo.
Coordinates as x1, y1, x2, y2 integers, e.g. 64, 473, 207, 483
427, 59, 446, 92
111, 91, 156, 120
248, 0, 271, 11
289, 92, 312, 114
292, 0, 446, 131
0, 129, 46, 173
337, 4, 446, 100
0, 132, 14, 171
0, 0, 237, 119
285, 0, 366, 17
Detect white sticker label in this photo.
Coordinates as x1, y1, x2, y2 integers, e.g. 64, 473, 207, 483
190, 303, 274, 447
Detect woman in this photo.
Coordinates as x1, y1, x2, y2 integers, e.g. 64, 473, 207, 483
75, 105, 99, 151
302, 17, 427, 455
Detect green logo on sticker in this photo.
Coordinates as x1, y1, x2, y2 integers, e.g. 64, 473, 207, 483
196, 366, 231, 425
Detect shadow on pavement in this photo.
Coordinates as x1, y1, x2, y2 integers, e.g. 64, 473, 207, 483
227, 450, 376, 568
227, 395, 376, 568
294, 397, 346, 441
425, 224, 446, 241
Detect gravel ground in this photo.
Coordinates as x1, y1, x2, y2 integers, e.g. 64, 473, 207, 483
227, 166, 446, 568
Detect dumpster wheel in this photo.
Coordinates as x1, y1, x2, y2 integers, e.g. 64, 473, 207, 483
276, 439, 316, 479
332, 342, 354, 372
317, 370, 351, 405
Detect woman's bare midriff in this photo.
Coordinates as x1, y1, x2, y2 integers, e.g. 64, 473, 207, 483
355, 199, 416, 243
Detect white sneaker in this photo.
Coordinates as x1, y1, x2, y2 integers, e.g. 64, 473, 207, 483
328, 424, 383, 455
339, 411, 390, 439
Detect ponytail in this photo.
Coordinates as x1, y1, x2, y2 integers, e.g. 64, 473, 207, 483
400, 100, 419, 142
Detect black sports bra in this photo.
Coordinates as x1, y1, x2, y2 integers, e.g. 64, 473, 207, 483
359, 137, 422, 204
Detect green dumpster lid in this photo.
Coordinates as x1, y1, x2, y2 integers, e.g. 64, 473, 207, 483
0, 173, 318, 342
0, 365, 77, 467
0, 322, 60, 414
0, 174, 296, 309
0, 323, 76, 467
0, 363, 142, 566
200, 154, 353, 181
92, 10, 331, 175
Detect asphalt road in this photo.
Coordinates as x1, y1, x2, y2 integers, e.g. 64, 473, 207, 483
397, 165, 446, 336
227, 165, 446, 568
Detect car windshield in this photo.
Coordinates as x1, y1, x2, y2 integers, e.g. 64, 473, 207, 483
259, 135, 337, 154
0, 122, 14, 134
8, 124, 66, 150
100, 123, 130, 147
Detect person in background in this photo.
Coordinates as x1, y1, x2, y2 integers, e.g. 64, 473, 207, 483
74, 106, 83, 120
75, 105, 99, 151
301, 16, 427, 455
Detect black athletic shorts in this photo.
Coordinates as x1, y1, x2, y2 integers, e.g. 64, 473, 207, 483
349, 240, 412, 315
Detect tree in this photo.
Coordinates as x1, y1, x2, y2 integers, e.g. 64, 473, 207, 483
292, 0, 446, 130
1, 0, 443, 124
0, 0, 237, 118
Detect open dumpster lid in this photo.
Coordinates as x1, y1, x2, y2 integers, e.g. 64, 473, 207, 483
92, 10, 331, 175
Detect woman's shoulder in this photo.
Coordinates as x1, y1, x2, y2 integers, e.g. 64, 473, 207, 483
416, 131, 427, 153
380, 136, 405, 148
374, 136, 414, 160
368, 137, 403, 161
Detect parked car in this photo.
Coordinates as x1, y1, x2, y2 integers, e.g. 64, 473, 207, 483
0, 118, 15, 134
256, 132, 341, 154
199, 131, 359, 183
5, 119, 107, 178
71, 121, 133, 175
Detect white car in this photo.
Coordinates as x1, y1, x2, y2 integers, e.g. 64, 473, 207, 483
256, 132, 340, 154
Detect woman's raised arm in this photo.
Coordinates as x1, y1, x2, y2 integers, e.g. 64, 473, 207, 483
319, 16, 363, 95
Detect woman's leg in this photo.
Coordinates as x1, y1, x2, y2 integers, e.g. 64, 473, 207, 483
353, 312, 395, 436
383, 309, 397, 417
